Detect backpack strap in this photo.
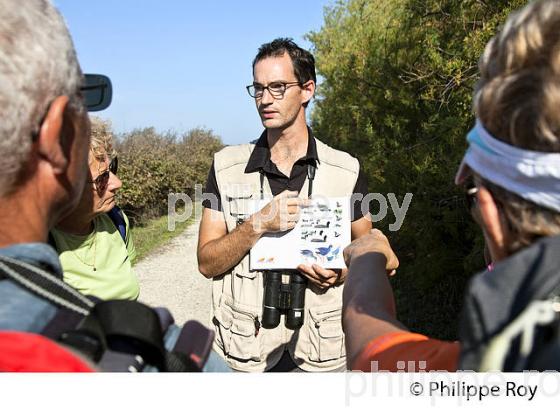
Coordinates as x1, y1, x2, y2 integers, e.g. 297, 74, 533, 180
479, 297, 560, 371
107, 206, 127, 243
0, 255, 93, 315
0, 255, 212, 372
61, 300, 167, 367
55, 300, 210, 372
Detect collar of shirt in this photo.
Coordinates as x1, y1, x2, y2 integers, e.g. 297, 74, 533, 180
0, 243, 63, 279
245, 127, 319, 175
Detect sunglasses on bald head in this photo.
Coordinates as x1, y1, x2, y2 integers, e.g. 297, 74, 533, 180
89, 157, 118, 192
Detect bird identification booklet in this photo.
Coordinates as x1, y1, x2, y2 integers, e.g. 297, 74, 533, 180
249, 196, 351, 270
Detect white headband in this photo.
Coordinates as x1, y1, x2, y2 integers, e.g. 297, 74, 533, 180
455, 121, 560, 213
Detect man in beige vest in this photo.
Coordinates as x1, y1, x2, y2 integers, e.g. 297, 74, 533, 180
197, 38, 372, 372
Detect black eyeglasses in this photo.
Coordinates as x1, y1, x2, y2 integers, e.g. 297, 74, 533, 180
246, 81, 302, 99
89, 157, 118, 193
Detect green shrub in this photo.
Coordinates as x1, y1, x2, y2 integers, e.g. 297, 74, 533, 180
308, 0, 525, 339
115, 127, 223, 225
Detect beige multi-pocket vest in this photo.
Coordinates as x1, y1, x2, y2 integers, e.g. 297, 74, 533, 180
211, 137, 360, 372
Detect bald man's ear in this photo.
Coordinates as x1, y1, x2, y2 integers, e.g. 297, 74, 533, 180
36, 95, 70, 175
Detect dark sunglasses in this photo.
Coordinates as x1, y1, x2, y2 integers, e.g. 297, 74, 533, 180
464, 178, 479, 212
89, 157, 118, 192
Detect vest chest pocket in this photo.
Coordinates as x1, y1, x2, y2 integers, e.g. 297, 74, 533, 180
232, 258, 257, 279
307, 306, 346, 362
225, 192, 258, 279
226, 192, 254, 226
213, 303, 263, 362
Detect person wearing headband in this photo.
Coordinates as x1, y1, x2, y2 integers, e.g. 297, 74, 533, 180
342, 0, 560, 372
49, 117, 140, 301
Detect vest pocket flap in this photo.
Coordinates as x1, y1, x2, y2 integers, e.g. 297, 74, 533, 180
233, 263, 257, 279
217, 302, 263, 361
306, 305, 345, 362
214, 306, 233, 329
309, 305, 342, 324
231, 320, 255, 337
226, 194, 254, 218
317, 321, 342, 338
310, 308, 343, 339
225, 192, 253, 200
223, 300, 259, 334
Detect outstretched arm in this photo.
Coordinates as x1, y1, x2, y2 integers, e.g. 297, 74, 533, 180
342, 230, 407, 367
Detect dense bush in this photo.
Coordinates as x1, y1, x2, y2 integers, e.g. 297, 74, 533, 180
114, 126, 223, 224
308, 0, 525, 339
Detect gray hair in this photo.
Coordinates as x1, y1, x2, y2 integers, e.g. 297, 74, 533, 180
89, 116, 116, 162
0, 0, 84, 196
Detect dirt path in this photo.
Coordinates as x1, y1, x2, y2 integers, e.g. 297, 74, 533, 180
135, 216, 212, 326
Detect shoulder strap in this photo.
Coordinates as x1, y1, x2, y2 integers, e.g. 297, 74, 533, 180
64, 301, 204, 372
0, 255, 94, 315
70, 300, 167, 366
213, 143, 255, 173
479, 297, 560, 371
0, 255, 211, 372
107, 206, 127, 243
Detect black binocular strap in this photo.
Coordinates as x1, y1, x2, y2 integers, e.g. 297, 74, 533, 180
307, 163, 316, 198
260, 171, 265, 200
259, 163, 316, 200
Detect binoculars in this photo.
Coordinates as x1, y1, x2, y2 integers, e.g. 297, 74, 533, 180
261, 271, 307, 329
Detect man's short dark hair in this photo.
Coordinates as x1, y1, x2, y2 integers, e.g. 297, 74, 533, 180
252, 38, 316, 85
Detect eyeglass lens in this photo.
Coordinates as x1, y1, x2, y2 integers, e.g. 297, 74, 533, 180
109, 156, 118, 175
247, 82, 300, 99
94, 157, 117, 192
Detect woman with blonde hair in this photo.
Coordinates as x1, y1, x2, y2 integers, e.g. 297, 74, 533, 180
50, 117, 139, 300
343, 0, 560, 372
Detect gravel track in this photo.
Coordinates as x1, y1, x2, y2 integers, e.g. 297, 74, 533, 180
135, 217, 212, 326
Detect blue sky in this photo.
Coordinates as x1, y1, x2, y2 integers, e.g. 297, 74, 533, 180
54, 0, 333, 145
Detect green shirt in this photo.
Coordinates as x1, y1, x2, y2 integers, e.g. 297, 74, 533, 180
51, 212, 140, 300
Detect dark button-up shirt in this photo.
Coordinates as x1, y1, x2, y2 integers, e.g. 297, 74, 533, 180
203, 128, 369, 221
